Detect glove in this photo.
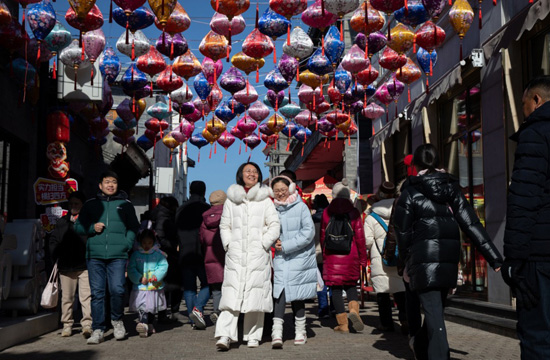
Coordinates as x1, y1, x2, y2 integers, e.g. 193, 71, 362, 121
501, 260, 539, 310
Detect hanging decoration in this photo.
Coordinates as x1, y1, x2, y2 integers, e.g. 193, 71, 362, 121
258, 7, 290, 63
394, 0, 430, 28
416, 46, 437, 91
116, 29, 149, 61
44, 21, 72, 78
282, 26, 314, 80
301, 0, 338, 31
137, 45, 167, 96
59, 39, 90, 90
395, 57, 421, 101
449, 0, 474, 60
387, 23, 415, 54
350, 1, 385, 37
156, 32, 188, 60
209, 0, 250, 46
421, 0, 447, 19
154, 2, 190, 34
99, 47, 122, 84
173, 49, 202, 81
113, 6, 155, 34
148, 0, 178, 35
200, 30, 230, 62
82, 28, 105, 85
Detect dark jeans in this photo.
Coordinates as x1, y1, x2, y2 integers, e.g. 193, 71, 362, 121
416, 288, 450, 360
405, 281, 422, 338
273, 290, 305, 319
331, 285, 358, 314
182, 264, 210, 314
517, 262, 550, 360
87, 258, 127, 331
377, 291, 407, 328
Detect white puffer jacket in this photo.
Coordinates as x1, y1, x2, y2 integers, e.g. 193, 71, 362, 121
364, 198, 405, 294
219, 183, 280, 313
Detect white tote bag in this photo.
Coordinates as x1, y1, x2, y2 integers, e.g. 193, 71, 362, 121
40, 262, 60, 309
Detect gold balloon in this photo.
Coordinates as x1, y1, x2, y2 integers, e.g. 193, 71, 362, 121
206, 117, 226, 136
136, 99, 147, 121
173, 50, 202, 80
163, 133, 180, 149
337, 119, 352, 133
210, 0, 250, 20
149, 0, 178, 27
299, 70, 329, 89
199, 30, 229, 62
202, 127, 221, 143
449, 0, 474, 39
388, 23, 415, 55
231, 52, 265, 75
266, 113, 286, 134
68, 0, 96, 22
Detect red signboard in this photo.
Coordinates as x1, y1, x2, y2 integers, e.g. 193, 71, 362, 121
34, 177, 78, 205
40, 207, 68, 233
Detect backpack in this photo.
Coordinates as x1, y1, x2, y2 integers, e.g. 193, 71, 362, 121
369, 212, 398, 267
324, 213, 354, 254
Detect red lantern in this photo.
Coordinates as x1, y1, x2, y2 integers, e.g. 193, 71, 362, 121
242, 28, 274, 60
415, 21, 446, 53
137, 45, 167, 96
47, 111, 71, 143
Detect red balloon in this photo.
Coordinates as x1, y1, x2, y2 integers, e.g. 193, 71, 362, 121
137, 45, 167, 78
270, 0, 307, 19
242, 28, 274, 59
415, 21, 446, 53
156, 66, 183, 93
47, 111, 70, 143
65, 5, 104, 32
357, 66, 379, 86
379, 47, 407, 72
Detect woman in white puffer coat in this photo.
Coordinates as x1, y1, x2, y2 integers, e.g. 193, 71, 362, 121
364, 181, 407, 333
214, 162, 280, 351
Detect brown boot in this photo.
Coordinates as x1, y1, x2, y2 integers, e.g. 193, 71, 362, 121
334, 313, 349, 333
348, 301, 364, 332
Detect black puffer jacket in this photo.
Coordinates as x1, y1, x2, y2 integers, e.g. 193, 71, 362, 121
150, 204, 178, 260
49, 215, 88, 272
175, 194, 211, 267
393, 172, 502, 292
504, 101, 550, 261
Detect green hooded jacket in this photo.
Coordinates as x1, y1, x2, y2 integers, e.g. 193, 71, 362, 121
74, 190, 140, 260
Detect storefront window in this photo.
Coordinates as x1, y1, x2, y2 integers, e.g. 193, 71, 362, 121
441, 84, 488, 299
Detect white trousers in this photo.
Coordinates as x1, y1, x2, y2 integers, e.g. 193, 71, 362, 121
214, 310, 265, 342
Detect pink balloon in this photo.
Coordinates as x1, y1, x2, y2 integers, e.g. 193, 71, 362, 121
178, 119, 195, 138
82, 28, 105, 63
237, 115, 258, 136
217, 130, 236, 150
171, 130, 188, 143
295, 109, 318, 127
341, 44, 369, 74
374, 83, 393, 105
301, 0, 338, 30
362, 103, 385, 119
202, 57, 223, 84
248, 101, 270, 123
298, 84, 323, 106
210, 12, 246, 38
234, 84, 258, 106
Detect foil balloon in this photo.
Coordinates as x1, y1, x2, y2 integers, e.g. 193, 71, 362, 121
0, 19, 26, 52
220, 66, 246, 94
148, 0, 178, 30
44, 21, 72, 55
27, 0, 56, 45
189, 133, 209, 149
0, 2, 11, 26
396, 57, 421, 101
228, 96, 247, 115
99, 47, 121, 84
59, 39, 90, 89
202, 57, 223, 84
283, 121, 299, 138
301, 0, 338, 31
374, 83, 393, 105
121, 63, 148, 92
386, 77, 405, 102
294, 127, 312, 144
279, 102, 302, 120
215, 100, 238, 123
200, 30, 230, 62
264, 68, 289, 93
137, 135, 153, 151
156, 32, 188, 60
237, 115, 258, 135
416, 46, 437, 75
350, 1, 385, 35
116, 29, 150, 61
117, 99, 136, 122
243, 133, 261, 150
295, 109, 318, 128
394, 0, 429, 27
218, 131, 236, 153
206, 118, 226, 137
231, 51, 265, 75
267, 113, 286, 134
147, 102, 172, 120
328, 85, 343, 105
449, 0, 474, 60
379, 46, 407, 72
154, 2, 190, 34
210, 0, 250, 19
194, 72, 212, 102
156, 66, 184, 93
234, 84, 259, 105
355, 31, 387, 58
113, 7, 155, 33
387, 23, 415, 54
415, 21, 446, 52
207, 83, 223, 110
362, 103, 385, 119
210, 12, 246, 39
326, 110, 350, 125
242, 28, 274, 59
323, 26, 345, 69
265, 90, 286, 110
82, 28, 105, 65
299, 70, 330, 90
421, 0, 447, 19
65, 4, 103, 32
173, 50, 202, 80
248, 101, 270, 123
269, 0, 307, 20
137, 45, 167, 89
334, 65, 352, 94
370, 0, 405, 15
357, 65, 379, 86
277, 53, 299, 85
67, 0, 96, 22
282, 26, 314, 60
340, 44, 368, 74
179, 119, 195, 138
258, 7, 290, 41
324, 0, 361, 18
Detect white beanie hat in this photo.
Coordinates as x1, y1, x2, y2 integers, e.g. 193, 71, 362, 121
332, 178, 351, 199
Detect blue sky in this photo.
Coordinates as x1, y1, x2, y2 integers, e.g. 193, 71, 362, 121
45, 1, 311, 199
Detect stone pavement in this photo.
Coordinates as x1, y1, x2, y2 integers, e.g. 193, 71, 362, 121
0, 298, 520, 360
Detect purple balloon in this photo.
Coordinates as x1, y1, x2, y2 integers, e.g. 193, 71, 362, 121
202, 57, 223, 84
179, 119, 195, 138
100, 81, 113, 117
355, 32, 387, 58
259, 122, 275, 136
277, 54, 299, 85
220, 66, 246, 94
266, 89, 285, 109
318, 117, 336, 133
116, 99, 135, 122
248, 101, 270, 123
156, 32, 188, 60
243, 133, 261, 150
421, 0, 447, 19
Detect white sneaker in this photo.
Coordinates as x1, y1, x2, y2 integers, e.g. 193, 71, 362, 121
216, 336, 231, 351
247, 339, 259, 348
61, 325, 72, 337
136, 322, 148, 338
111, 320, 126, 340
86, 329, 104, 345
189, 307, 206, 330
294, 332, 307, 345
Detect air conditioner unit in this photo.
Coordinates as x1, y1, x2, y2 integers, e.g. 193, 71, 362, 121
56, 60, 103, 102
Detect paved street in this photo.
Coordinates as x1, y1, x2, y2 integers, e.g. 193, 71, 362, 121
1, 299, 520, 360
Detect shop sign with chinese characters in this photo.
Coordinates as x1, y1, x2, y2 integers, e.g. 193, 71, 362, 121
34, 177, 78, 205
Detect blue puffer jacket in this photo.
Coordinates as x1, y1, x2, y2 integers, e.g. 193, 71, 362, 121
273, 195, 317, 302
128, 246, 169, 291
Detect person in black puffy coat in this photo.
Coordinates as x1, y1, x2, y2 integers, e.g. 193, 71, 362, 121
393, 144, 502, 360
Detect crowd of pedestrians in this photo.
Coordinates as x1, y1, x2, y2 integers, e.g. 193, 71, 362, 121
48, 76, 550, 359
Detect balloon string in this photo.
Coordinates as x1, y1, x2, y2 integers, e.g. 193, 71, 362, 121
239, 142, 242, 155
131, 40, 135, 61
150, 80, 154, 97
161, 0, 165, 15
209, 146, 212, 159
74, 67, 77, 91
479, 3, 483, 29
81, 39, 85, 61
256, 64, 259, 83
170, 40, 174, 59
224, 151, 227, 163
246, 78, 250, 95
109, 0, 113, 23
255, 2, 259, 29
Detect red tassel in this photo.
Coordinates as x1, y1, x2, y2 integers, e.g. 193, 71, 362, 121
287, 23, 291, 46
91, 67, 94, 86
170, 153, 173, 165
348, 135, 351, 146
209, 146, 213, 159
126, 21, 129, 44
81, 40, 85, 61
324, 137, 328, 147
131, 65, 134, 83
216, 0, 219, 11
109, 0, 113, 23
232, 99, 235, 113
198, 150, 201, 163
296, 65, 300, 82
493, 0, 496, 4
215, 142, 217, 154
256, 64, 259, 83
449, 0, 452, 5
224, 151, 227, 163
275, 98, 278, 112
430, 57, 433, 76
52, 59, 56, 79
131, 41, 135, 61
228, 26, 232, 47
239, 143, 242, 155
426, 77, 430, 93
150, 80, 153, 97
301, 146, 304, 157
246, 78, 250, 95
322, 37, 325, 56
36, 43, 40, 64
170, 40, 174, 60
408, 87, 411, 102
340, 20, 344, 42
227, 45, 230, 62
406, 0, 409, 13
273, 46, 277, 64
169, 97, 172, 113
372, 124, 375, 136
413, 37, 416, 53
479, 1, 483, 29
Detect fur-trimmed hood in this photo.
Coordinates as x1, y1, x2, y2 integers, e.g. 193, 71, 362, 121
226, 183, 271, 204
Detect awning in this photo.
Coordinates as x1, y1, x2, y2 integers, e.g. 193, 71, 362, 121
302, 174, 358, 202
483, 0, 549, 60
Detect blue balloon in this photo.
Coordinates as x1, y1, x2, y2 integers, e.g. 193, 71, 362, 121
394, 3, 430, 28
215, 99, 238, 123
228, 97, 246, 115
258, 8, 290, 40
121, 63, 148, 93
137, 135, 153, 151
99, 47, 121, 84
308, 47, 333, 76
193, 72, 212, 102
365, 85, 376, 97
416, 47, 438, 75
189, 133, 208, 149
282, 121, 299, 138
334, 67, 352, 94
294, 127, 312, 143
89, 136, 108, 146
264, 68, 289, 93
324, 26, 345, 67
114, 117, 137, 130
113, 7, 155, 32
279, 102, 301, 119
27, 0, 56, 42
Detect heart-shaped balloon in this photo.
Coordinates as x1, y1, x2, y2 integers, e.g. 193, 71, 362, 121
173, 49, 202, 80
301, 0, 337, 30
248, 101, 270, 123
156, 32, 188, 60
202, 57, 223, 84
237, 115, 258, 135
210, 12, 246, 38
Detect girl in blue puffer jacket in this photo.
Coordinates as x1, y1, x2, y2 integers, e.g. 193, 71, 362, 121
128, 229, 169, 338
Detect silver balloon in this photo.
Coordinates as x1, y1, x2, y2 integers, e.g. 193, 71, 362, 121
59, 39, 90, 69
170, 82, 194, 105
324, 0, 361, 18
116, 30, 150, 60
282, 27, 314, 60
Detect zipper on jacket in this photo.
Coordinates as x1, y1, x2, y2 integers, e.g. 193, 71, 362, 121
105, 198, 110, 258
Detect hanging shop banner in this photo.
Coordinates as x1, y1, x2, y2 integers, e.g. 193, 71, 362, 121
33, 177, 78, 205
40, 207, 69, 233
